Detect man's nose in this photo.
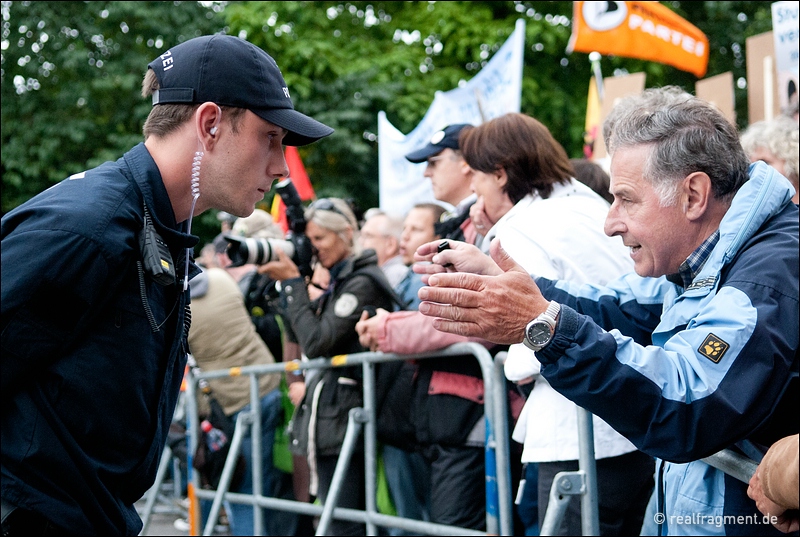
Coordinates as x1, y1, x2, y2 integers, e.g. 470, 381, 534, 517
604, 203, 624, 237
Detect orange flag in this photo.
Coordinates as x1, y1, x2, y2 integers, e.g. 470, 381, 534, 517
568, 1, 709, 78
271, 146, 316, 233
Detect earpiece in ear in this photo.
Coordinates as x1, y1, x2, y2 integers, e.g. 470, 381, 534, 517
209, 105, 222, 136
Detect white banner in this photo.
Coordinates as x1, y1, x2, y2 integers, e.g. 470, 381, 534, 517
771, 1, 799, 113
378, 19, 525, 216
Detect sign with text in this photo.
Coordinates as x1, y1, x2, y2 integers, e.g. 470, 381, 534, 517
771, 1, 799, 113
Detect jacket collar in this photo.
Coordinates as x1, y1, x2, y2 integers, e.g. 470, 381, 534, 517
691, 161, 795, 289
123, 143, 198, 250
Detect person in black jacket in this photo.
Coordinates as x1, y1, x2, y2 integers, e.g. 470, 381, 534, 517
260, 197, 397, 536
1, 35, 332, 536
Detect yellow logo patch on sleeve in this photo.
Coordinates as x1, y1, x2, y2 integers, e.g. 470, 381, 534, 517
698, 333, 730, 363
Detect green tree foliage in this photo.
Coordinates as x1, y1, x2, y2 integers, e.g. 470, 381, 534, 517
1, 0, 228, 240
1, 1, 775, 247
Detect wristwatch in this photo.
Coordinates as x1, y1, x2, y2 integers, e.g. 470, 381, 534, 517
522, 301, 561, 352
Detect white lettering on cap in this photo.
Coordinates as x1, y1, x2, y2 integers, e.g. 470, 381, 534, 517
160, 50, 174, 71
283, 87, 290, 98
430, 130, 445, 144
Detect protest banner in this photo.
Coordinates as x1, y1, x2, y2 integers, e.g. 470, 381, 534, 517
378, 19, 525, 215
771, 1, 799, 114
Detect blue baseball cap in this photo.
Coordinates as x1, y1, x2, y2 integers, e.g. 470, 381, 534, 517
148, 35, 333, 146
405, 124, 473, 163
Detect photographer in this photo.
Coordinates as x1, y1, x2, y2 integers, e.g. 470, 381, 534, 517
259, 197, 397, 536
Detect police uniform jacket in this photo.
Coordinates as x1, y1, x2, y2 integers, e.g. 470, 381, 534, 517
1, 143, 199, 535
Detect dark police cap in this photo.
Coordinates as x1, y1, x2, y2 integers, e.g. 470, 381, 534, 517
404, 123, 473, 163
147, 35, 333, 147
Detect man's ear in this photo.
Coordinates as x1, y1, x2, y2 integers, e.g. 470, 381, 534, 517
196, 102, 223, 146
683, 171, 712, 221
389, 235, 400, 256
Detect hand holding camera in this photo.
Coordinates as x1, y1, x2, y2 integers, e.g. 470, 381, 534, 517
257, 247, 301, 281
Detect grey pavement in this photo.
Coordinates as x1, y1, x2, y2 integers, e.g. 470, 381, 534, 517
135, 489, 231, 536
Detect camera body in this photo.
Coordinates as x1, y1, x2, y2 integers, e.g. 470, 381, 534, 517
223, 179, 314, 279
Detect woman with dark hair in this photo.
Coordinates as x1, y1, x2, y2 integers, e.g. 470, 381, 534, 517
457, 112, 653, 536
259, 197, 396, 536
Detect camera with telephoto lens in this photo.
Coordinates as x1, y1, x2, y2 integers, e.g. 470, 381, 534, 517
222, 235, 296, 265
223, 179, 314, 279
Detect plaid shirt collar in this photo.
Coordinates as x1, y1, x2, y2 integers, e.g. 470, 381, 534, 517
665, 230, 720, 289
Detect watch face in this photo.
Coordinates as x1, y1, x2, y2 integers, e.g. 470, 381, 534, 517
527, 321, 552, 346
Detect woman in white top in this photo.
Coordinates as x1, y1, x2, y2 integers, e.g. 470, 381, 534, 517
459, 113, 654, 536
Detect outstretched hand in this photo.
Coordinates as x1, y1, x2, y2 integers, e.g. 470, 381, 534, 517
417, 239, 549, 344
413, 239, 502, 285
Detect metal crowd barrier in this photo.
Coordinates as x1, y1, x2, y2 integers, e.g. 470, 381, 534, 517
173, 342, 515, 536
140, 339, 761, 537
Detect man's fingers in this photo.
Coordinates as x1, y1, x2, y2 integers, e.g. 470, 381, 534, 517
418, 285, 484, 310
418, 300, 481, 324
490, 238, 527, 274
415, 240, 443, 259
426, 271, 484, 292
431, 318, 481, 338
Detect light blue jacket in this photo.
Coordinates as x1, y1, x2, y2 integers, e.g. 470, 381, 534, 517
536, 162, 799, 535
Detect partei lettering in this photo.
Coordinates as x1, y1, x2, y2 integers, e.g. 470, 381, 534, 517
628, 13, 705, 57
160, 50, 174, 71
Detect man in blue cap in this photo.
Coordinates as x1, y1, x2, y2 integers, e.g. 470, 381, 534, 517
405, 124, 477, 242
1, 35, 332, 535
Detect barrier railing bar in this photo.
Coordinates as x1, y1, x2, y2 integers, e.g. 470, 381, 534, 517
139, 442, 177, 533
363, 361, 379, 536
491, 353, 516, 537
702, 449, 758, 484
577, 407, 600, 536
184, 342, 511, 536
316, 407, 366, 535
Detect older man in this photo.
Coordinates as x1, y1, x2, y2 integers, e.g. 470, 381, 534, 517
415, 88, 799, 536
360, 209, 407, 288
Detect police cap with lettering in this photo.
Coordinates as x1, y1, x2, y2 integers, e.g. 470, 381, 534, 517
404, 124, 473, 163
147, 35, 333, 146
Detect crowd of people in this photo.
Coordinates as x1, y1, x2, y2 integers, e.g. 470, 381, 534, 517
1, 32, 798, 537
